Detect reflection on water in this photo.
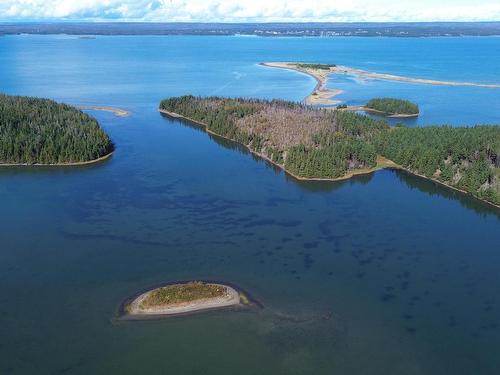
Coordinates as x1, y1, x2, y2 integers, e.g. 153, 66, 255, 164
166, 112, 499, 215
395, 169, 500, 217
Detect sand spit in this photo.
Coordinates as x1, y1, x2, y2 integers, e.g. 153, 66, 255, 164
78, 105, 130, 117
261, 62, 500, 106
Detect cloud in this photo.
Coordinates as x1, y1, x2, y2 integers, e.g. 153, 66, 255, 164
1, 0, 500, 22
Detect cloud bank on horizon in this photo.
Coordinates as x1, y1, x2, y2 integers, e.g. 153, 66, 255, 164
1, 0, 500, 22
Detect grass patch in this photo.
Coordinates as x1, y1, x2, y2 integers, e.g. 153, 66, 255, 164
239, 292, 250, 305
140, 282, 227, 308
296, 63, 336, 70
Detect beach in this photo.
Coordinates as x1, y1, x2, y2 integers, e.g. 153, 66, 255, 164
0, 151, 113, 167
126, 284, 241, 317
78, 105, 130, 117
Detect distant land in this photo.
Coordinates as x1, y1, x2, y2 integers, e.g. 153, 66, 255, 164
2, 22, 500, 37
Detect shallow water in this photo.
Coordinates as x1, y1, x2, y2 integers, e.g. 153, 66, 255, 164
0, 35, 499, 375
329, 74, 500, 126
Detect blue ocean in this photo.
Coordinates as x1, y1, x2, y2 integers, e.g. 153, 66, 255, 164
0, 35, 499, 374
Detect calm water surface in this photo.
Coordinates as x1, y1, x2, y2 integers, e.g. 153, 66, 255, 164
0, 35, 499, 375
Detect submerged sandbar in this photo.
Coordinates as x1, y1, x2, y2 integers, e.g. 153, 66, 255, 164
78, 105, 130, 117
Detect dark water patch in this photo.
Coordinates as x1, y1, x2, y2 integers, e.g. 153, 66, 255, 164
406, 327, 417, 334
264, 197, 300, 207
303, 241, 318, 249
303, 254, 314, 269
380, 294, 396, 302
244, 219, 276, 228
60, 230, 170, 247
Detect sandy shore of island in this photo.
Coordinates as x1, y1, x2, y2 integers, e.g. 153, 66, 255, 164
0, 151, 113, 168
332, 65, 500, 88
126, 283, 241, 317
78, 105, 130, 117
260, 62, 343, 105
338, 105, 419, 118
261, 62, 500, 107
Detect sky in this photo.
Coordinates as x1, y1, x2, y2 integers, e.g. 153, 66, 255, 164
1, 0, 500, 22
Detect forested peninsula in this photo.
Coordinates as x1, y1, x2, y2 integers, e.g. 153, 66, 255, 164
0, 94, 114, 165
160, 96, 500, 207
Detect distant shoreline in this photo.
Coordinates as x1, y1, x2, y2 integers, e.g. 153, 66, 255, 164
3, 22, 500, 38
160, 108, 500, 209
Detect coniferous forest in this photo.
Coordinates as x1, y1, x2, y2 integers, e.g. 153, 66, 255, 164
160, 96, 500, 206
0, 94, 114, 164
366, 98, 419, 115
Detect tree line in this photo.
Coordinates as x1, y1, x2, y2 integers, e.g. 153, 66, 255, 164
366, 98, 419, 115
376, 125, 499, 204
0, 94, 113, 164
160, 96, 499, 205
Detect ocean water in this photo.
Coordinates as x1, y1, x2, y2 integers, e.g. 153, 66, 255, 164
0, 35, 499, 375
329, 74, 500, 126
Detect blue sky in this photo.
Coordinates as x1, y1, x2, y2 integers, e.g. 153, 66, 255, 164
1, 0, 500, 22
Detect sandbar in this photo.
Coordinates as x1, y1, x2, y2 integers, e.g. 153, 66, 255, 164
78, 105, 130, 117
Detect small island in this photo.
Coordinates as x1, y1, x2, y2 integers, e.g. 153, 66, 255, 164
364, 98, 419, 117
160, 96, 500, 207
0, 94, 114, 166
124, 281, 249, 318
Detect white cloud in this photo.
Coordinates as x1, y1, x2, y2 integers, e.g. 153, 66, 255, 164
0, 0, 499, 22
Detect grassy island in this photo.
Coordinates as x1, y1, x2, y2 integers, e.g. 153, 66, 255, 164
296, 63, 336, 70
160, 96, 500, 207
366, 98, 419, 116
0, 94, 113, 165
140, 282, 227, 309
125, 281, 243, 318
